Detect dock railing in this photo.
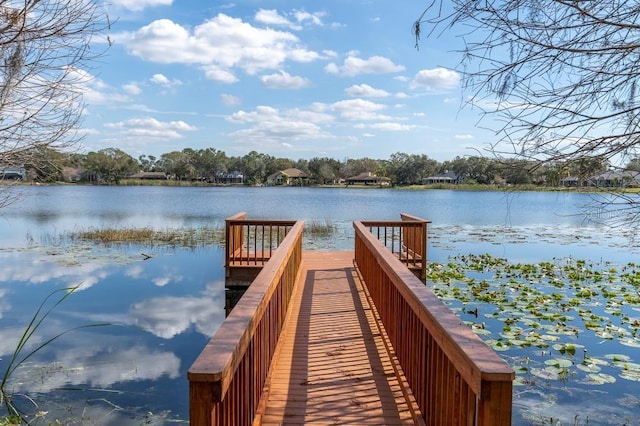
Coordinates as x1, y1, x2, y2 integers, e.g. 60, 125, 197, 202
225, 212, 297, 278
361, 213, 430, 279
354, 220, 515, 425
189, 220, 304, 426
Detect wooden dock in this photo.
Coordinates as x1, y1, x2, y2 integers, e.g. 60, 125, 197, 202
188, 214, 514, 426
257, 251, 419, 424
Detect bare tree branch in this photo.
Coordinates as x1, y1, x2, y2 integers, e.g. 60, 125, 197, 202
0, 0, 109, 206
417, 0, 640, 224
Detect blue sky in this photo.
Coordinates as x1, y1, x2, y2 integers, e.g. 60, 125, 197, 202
80, 0, 493, 162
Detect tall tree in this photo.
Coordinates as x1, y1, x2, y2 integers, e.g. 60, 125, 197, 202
85, 148, 138, 184
0, 0, 109, 204
159, 151, 190, 180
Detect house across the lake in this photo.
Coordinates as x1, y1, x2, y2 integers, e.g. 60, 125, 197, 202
214, 170, 244, 184
423, 170, 461, 185
588, 170, 640, 187
560, 170, 640, 188
267, 168, 311, 186
0, 165, 27, 180
345, 172, 391, 186
559, 176, 580, 187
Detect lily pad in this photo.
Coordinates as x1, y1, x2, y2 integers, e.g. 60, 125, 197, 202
620, 371, 640, 382
619, 337, 640, 348
544, 358, 573, 368
576, 362, 601, 373
552, 343, 583, 355
586, 373, 616, 384
605, 353, 632, 362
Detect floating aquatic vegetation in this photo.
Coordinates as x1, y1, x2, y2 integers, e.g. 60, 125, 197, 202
586, 373, 616, 385
427, 253, 640, 390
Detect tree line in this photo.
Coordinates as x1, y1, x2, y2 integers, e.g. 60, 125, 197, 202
17, 146, 640, 187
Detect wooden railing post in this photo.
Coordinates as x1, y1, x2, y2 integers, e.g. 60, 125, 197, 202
225, 212, 247, 277
477, 379, 513, 425
400, 213, 430, 280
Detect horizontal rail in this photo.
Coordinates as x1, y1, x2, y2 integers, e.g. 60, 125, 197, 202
354, 220, 514, 425
361, 213, 431, 279
225, 212, 296, 275
189, 220, 304, 425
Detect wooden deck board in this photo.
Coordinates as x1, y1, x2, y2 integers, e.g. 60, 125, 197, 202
258, 251, 417, 425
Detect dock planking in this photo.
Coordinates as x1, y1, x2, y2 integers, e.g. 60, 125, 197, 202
256, 251, 421, 425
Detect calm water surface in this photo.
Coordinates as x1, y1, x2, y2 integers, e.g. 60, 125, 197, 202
0, 186, 638, 425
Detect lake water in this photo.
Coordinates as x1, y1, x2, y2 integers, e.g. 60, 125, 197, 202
0, 186, 638, 425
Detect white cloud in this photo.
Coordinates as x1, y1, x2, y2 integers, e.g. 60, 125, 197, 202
131, 295, 224, 339
228, 106, 279, 123
105, 117, 197, 139
324, 62, 339, 74
323, 49, 338, 58
455, 134, 474, 139
17, 343, 181, 391
228, 105, 332, 126
226, 105, 333, 148
149, 73, 182, 88
330, 99, 389, 121
122, 82, 142, 95
220, 94, 241, 106
149, 73, 169, 85
255, 9, 295, 28
111, 0, 172, 12
123, 14, 321, 80
345, 84, 390, 98
410, 68, 460, 90
254, 9, 326, 30
260, 71, 309, 89
293, 10, 326, 26
325, 55, 404, 77
369, 122, 415, 131
0, 289, 10, 320
68, 68, 129, 105
202, 65, 239, 84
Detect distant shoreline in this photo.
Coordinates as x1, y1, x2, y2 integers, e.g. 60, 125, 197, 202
3, 179, 637, 193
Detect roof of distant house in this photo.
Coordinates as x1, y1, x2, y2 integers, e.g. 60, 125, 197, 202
281, 168, 309, 178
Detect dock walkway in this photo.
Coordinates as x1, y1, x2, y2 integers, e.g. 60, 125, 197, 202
189, 215, 514, 426
257, 251, 419, 425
